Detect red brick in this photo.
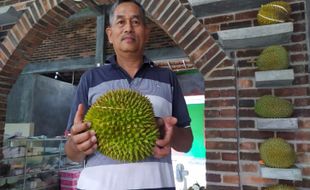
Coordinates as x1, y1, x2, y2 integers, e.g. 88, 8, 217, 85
291, 12, 305, 22
242, 185, 259, 190
291, 53, 308, 62
204, 78, 236, 88
220, 109, 236, 117
274, 87, 308, 96
223, 175, 239, 184
235, 10, 258, 20
240, 142, 256, 150
291, 33, 306, 42
293, 108, 310, 117
238, 68, 256, 77
241, 163, 258, 172
237, 49, 261, 58
205, 24, 219, 33
240, 152, 260, 161
205, 99, 236, 107
240, 131, 274, 139
210, 69, 235, 78
205, 110, 220, 117
239, 109, 256, 117
241, 176, 276, 186
284, 43, 307, 52
205, 120, 237, 129
294, 98, 310, 106
295, 178, 310, 188
206, 162, 238, 172
238, 79, 254, 88
222, 153, 238, 161
293, 23, 306, 32
240, 120, 255, 129
206, 173, 221, 182
299, 119, 310, 129
293, 75, 309, 85
239, 89, 272, 97
206, 152, 221, 160
206, 130, 237, 139
301, 165, 310, 175
277, 132, 299, 140
206, 141, 237, 150
204, 15, 234, 25
205, 90, 220, 98
220, 20, 252, 30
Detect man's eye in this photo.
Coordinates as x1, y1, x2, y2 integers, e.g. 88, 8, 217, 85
132, 20, 140, 25
117, 20, 124, 25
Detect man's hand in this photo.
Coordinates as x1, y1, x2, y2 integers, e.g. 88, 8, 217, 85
65, 104, 97, 162
153, 117, 177, 159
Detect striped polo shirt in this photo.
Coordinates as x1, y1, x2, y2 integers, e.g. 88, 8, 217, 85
66, 55, 191, 190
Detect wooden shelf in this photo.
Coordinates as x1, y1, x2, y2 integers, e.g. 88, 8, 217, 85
255, 69, 294, 87
256, 118, 298, 131
260, 165, 302, 181
217, 22, 293, 50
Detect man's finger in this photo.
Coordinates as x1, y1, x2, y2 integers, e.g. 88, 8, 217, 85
156, 117, 176, 147
74, 104, 85, 125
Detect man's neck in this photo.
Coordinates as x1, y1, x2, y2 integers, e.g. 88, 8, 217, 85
116, 53, 143, 78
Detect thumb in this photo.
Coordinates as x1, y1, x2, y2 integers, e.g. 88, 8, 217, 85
163, 116, 177, 127
74, 104, 85, 125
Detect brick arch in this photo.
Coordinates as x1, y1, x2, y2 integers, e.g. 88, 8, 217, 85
0, 0, 238, 189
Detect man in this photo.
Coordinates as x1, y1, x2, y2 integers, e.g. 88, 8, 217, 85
65, 0, 193, 189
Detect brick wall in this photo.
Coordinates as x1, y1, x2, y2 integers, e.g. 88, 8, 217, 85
0, 0, 33, 7
202, 0, 310, 189
28, 16, 175, 62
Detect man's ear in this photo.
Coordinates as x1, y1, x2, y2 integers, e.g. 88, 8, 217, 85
106, 27, 112, 44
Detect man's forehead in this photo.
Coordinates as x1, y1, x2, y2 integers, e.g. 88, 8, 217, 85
114, 14, 142, 19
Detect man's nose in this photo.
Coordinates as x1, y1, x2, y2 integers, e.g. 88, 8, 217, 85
124, 21, 133, 32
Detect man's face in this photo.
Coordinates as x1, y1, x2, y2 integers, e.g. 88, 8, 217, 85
106, 2, 149, 55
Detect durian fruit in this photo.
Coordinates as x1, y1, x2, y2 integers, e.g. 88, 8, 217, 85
257, 1, 291, 25
84, 89, 159, 162
266, 184, 296, 190
255, 95, 293, 118
256, 45, 289, 71
259, 138, 296, 168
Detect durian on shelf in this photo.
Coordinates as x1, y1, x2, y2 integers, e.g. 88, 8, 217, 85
259, 137, 296, 168
266, 184, 296, 190
84, 89, 159, 162
257, 1, 292, 25
256, 45, 289, 71
254, 95, 293, 118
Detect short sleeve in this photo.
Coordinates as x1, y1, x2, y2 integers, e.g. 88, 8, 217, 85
65, 73, 90, 132
171, 72, 191, 128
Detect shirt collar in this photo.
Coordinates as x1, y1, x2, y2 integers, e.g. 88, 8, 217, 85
106, 55, 154, 68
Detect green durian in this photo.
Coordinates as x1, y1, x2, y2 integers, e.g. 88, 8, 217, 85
266, 184, 296, 190
255, 95, 293, 118
84, 89, 159, 162
260, 138, 296, 168
257, 1, 291, 25
256, 45, 289, 71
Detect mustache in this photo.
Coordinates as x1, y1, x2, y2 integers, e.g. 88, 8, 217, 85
121, 35, 136, 41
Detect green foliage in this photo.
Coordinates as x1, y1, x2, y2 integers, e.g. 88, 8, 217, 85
260, 138, 296, 168
266, 184, 296, 190
84, 89, 159, 162
257, 1, 291, 25
255, 95, 293, 118
256, 45, 289, 71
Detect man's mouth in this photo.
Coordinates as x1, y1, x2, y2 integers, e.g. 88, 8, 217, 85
122, 36, 136, 42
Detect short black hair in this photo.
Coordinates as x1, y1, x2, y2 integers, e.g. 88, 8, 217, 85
109, 0, 147, 26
